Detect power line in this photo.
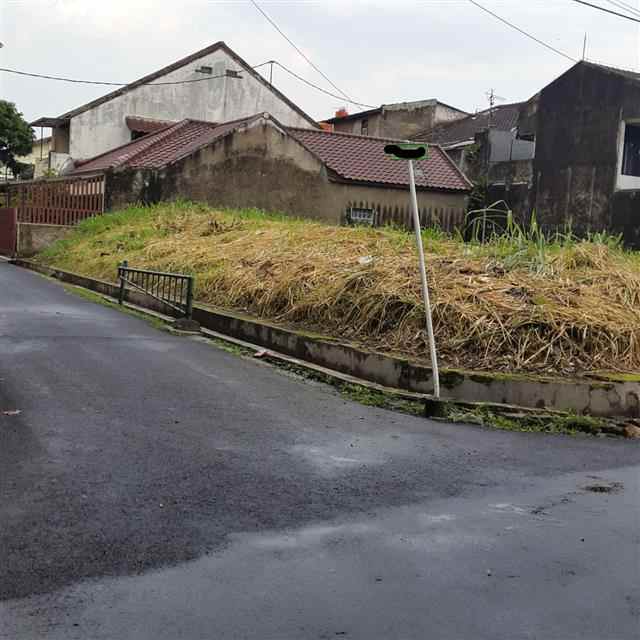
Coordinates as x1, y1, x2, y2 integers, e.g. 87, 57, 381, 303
0, 67, 237, 86
258, 60, 376, 109
570, 0, 640, 22
604, 0, 640, 18
249, 0, 354, 103
467, 0, 577, 62
0, 60, 376, 109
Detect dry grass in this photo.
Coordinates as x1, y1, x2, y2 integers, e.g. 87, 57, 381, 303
38, 201, 640, 376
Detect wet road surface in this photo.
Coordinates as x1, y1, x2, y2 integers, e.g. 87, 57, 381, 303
1, 261, 639, 639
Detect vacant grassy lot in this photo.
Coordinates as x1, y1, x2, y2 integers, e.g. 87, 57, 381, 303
38, 201, 640, 377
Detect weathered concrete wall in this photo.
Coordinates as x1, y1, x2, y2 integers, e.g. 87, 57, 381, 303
68, 47, 315, 161
532, 62, 640, 242
49, 152, 74, 176
52, 125, 70, 154
105, 119, 468, 229
332, 101, 467, 140
332, 182, 467, 231
17, 223, 70, 257
435, 103, 468, 126
331, 112, 382, 137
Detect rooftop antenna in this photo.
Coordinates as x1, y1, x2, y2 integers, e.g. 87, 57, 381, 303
582, 32, 588, 60
483, 89, 506, 211
485, 88, 506, 129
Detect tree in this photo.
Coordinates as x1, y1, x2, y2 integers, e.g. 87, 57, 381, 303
0, 100, 34, 175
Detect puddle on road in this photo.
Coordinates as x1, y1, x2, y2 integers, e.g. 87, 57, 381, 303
583, 482, 624, 494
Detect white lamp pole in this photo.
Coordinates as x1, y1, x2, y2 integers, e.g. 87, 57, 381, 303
407, 158, 440, 398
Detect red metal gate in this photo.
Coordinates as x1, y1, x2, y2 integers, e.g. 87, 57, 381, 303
0, 207, 17, 257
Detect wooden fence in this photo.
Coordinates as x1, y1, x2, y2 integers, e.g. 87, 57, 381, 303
7, 175, 105, 226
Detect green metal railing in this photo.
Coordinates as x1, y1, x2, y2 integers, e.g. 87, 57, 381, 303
117, 261, 194, 319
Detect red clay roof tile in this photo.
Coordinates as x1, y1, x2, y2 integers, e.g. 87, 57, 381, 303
73, 114, 471, 192
72, 116, 257, 174
125, 116, 176, 134
286, 127, 471, 191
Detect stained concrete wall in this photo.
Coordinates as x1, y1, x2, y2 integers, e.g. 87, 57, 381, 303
531, 62, 640, 242
17, 223, 70, 257
489, 130, 535, 163
105, 119, 468, 229
67, 47, 315, 161
332, 101, 467, 140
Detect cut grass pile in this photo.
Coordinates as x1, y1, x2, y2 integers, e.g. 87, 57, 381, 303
38, 201, 640, 376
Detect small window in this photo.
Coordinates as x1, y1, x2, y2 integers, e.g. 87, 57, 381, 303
622, 123, 640, 177
131, 130, 148, 141
348, 207, 376, 226
361, 119, 368, 135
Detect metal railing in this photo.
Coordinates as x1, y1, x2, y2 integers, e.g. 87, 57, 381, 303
117, 261, 194, 319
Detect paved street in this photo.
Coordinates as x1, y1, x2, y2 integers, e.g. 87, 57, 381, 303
1, 260, 639, 640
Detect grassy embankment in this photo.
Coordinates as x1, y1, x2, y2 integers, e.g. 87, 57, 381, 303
37, 201, 640, 378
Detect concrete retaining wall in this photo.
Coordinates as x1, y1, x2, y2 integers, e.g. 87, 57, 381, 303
17, 223, 71, 258
11, 259, 640, 419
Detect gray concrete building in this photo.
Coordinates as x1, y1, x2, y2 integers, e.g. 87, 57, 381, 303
324, 100, 467, 140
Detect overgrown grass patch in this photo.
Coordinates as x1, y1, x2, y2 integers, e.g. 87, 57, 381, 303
38, 200, 640, 377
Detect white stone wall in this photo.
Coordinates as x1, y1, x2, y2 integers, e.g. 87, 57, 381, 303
69, 47, 314, 160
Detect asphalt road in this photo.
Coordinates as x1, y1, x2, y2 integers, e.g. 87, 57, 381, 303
1, 260, 639, 640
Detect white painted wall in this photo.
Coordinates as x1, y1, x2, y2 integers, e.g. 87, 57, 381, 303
68, 47, 314, 160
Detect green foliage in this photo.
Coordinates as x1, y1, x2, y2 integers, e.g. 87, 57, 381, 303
463, 204, 628, 274
0, 100, 34, 174
444, 406, 610, 436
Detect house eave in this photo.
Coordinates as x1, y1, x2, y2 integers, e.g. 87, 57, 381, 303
327, 173, 470, 194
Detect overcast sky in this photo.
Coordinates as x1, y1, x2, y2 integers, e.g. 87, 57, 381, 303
2, 0, 640, 126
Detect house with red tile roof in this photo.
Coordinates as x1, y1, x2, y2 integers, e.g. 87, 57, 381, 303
30, 42, 318, 170
74, 112, 471, 231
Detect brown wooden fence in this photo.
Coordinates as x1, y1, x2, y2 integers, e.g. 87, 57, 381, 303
7, 175, 105, 226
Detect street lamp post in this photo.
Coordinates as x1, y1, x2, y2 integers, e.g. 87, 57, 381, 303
384, 143, 441, 399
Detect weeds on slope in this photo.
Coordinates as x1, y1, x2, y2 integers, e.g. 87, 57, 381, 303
38, 201, 640, 376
